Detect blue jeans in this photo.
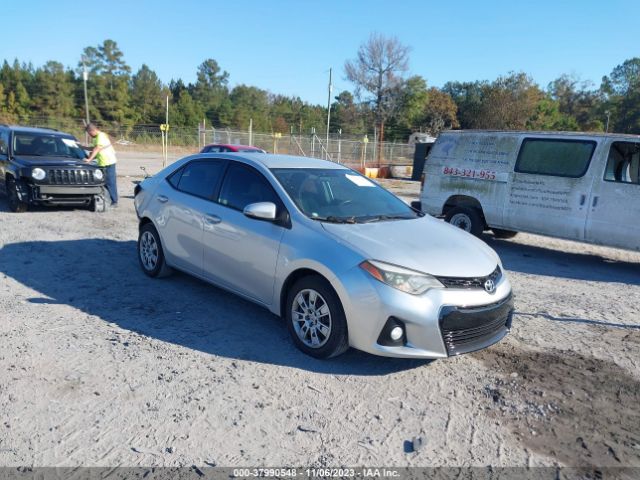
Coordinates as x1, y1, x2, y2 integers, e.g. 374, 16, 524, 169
104, 163, 118, 205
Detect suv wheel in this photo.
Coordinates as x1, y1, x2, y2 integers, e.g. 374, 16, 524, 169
445, 206, 484, 237
6, 178, 28, 213
138, 223, 172, 278
90, 188, 107, 213
285, 275, 349, 358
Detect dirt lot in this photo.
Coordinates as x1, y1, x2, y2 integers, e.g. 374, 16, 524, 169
0, 159, 639, 468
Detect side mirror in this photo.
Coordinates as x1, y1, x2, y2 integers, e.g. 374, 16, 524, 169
243, 201, 277, 221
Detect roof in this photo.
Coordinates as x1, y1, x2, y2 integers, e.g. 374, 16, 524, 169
203, 143, 264, 150
1, 124, 71, 136
442, 129, 640, 140
198, 152, 348, 170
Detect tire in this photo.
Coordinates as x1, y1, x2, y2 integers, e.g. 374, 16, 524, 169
492, 228, 518, 239
285, 275, 349, 359
445, 206, 484, 237
138, 223, 173, 278
6, 178, 28, 213
90, 189, 107, 213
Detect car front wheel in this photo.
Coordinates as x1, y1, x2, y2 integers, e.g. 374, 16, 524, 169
6, 178, 28, 213
138, 223, 172, 278
285, 276, 349, 359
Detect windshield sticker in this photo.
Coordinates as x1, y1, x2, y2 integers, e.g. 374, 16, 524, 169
345, 174, 375, 187
61, 138, 79, 148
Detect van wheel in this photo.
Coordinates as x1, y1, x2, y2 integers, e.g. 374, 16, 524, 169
445, 206, 484, 236
492, 228, 518, 239
6, 178, 28, 213
285, 275, 349, 359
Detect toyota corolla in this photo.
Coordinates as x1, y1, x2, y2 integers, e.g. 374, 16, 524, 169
134, 153, 513, 359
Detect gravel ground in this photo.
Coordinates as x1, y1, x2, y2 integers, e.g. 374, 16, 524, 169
0, 163, 639, 468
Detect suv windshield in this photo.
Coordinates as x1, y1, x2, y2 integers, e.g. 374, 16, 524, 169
13, 133, 87, 159
271, 168, 420, 223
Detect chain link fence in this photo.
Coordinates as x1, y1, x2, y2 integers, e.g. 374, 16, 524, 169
19, 117, 416, 169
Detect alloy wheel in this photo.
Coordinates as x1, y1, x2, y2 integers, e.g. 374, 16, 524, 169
140, 231, 159, 271
291, 289, 332, 348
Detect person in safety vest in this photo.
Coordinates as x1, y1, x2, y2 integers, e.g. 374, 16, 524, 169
84, 123, 118, 207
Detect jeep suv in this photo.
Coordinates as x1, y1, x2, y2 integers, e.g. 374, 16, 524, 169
0, 125, 107, 212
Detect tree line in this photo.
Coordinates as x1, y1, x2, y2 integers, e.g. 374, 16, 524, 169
0, 37, 637, 142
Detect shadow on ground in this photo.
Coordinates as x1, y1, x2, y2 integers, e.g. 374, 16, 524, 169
0, 238, 430, 375
475, 344, 640, 466
485, 235, 640, 286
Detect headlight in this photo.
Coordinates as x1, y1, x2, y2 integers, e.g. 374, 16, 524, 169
31, 168, 46, 180
94, 169, 104, 180
360, 260, 444, 295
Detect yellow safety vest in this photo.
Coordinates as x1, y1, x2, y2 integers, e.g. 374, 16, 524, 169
92, 131, 117, 167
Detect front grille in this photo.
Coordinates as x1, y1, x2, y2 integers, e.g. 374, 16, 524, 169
439, 294, 513, 356
47, 168, 97, 185
437, 265, 502, 289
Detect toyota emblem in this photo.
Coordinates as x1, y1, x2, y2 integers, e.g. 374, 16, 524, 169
484, 278, 496, 294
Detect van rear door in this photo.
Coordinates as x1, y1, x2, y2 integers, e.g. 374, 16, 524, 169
585, 140, 640, 251
503, 137, 598, 241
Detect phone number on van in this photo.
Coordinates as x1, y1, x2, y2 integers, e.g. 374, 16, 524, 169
443, 166, 497, 180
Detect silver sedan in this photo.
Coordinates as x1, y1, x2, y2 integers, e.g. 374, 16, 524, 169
134, 153, 513, 359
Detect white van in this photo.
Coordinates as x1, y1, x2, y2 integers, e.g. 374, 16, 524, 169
414, 130, 640, 251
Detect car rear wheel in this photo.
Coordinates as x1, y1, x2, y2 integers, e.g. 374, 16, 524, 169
286, 276, 349, 359
6, 178, 28, 213
445, 206, 484, 237
138, 223, 172, 278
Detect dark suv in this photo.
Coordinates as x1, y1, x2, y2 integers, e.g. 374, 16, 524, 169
0, 125, 107, 212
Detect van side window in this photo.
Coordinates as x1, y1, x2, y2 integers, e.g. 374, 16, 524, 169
604, 142, 640, 185
515, 139, 596, 178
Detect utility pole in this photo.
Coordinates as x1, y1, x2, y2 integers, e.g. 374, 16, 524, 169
81, 57, 90, 143
326, 67, 332, 160
605, 110, 611, 133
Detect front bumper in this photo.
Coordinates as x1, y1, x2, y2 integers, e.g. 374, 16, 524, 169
29, 185, 104, 205
333, 266, 513, 359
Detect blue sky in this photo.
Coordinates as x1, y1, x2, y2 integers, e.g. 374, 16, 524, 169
1, 0, 637, 105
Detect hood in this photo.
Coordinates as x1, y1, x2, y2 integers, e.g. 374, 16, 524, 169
12, 155, 91, 168
321, 215, 500, 277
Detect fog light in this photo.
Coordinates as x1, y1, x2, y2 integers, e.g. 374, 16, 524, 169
377, 317, 407, 346
390, 326, 404, 341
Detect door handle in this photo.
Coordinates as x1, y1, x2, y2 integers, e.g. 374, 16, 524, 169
156, 195, 168, 203
592, 196, 599, 208
204, 214, 221, 224
579, 194, 586, 206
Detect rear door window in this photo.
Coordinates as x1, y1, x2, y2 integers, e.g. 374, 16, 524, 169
174, 160, 225, 199
515, 138, 596, 177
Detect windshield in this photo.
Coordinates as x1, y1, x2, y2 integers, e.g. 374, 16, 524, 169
271, 168, 420, 223
13, 133, 87, 159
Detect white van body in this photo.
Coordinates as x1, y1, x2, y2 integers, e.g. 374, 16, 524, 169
417, 130, 640, 251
